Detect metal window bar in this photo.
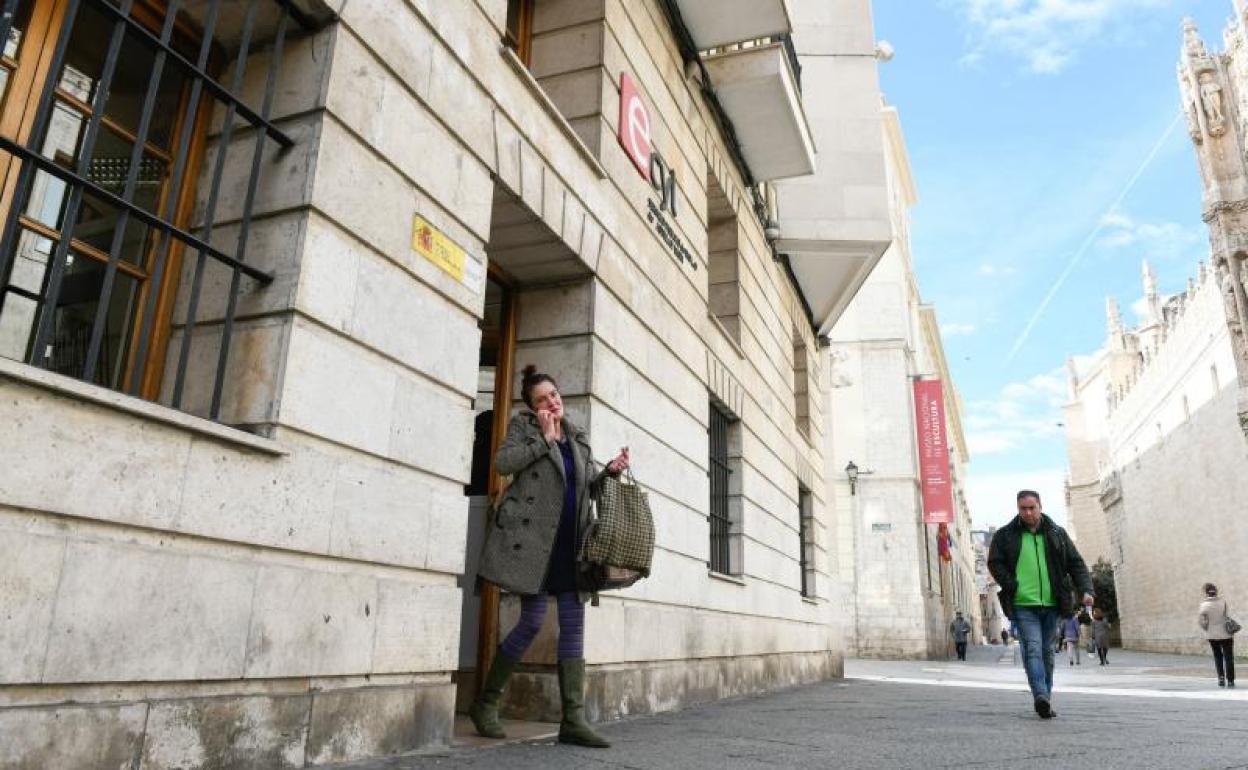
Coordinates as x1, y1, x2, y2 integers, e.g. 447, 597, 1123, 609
29, 0, 139, 372
0, 0, 313, 421
798, 489, 811, 597
129, 0, 262, 401
209, 2, 288, 419
83, 0, 186, 381
708, 403, 734, 574
167, 0, 259, 408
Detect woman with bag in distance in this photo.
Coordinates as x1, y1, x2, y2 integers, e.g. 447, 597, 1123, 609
470, 364, 629, 747
1199, 583, 1237, 688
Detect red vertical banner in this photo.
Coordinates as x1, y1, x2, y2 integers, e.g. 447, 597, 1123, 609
913, 379, 955, 525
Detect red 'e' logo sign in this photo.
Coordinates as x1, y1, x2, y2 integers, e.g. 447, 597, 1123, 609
618, 72, 651, 181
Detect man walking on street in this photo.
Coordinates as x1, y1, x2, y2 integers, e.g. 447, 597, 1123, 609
988, 490, 1093, 720
950, 611, 972, 661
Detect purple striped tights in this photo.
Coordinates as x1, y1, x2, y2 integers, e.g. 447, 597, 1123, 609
500, 592, 584, 660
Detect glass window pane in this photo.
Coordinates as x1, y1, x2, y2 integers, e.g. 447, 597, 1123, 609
56, 2, 109, 104
21, 100, 87, 229
7, 226, 53, 295
74, 189, 158, 267
4, 0, 33, 59
54, 3, 188, 148
46, 254, 138, 388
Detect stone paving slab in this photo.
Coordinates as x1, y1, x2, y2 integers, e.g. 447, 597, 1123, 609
328, 650, 1248, 770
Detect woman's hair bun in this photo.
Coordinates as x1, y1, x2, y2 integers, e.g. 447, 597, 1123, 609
521, 363, 538, 381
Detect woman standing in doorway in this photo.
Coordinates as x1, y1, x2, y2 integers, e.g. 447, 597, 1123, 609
471, 365, 629, 747
1199, 583, 1236, 688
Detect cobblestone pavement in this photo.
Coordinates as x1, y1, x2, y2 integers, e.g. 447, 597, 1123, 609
330, 647, 1248, 769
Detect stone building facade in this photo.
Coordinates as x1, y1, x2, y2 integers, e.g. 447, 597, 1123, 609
827, 105, 979, 659
1063, 259, 1247, 653
1178, 3, 1248, 437
1055, 4, 1248, 654
0, 0, 892, 766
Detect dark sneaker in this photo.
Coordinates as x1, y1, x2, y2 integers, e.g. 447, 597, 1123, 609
1034, 698, 1053, 719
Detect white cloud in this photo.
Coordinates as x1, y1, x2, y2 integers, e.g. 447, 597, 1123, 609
965, 367, 1069, 457
978, 263, 1018, 277
942, 0, 1173, 74
967, 467, 1070, 529
1095, 209, 1203, 259
1130, 294, 1150, 321
941, 322, 978, 337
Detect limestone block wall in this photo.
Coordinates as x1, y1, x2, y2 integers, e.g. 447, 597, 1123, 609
331, 0, 838, 717
0, 14, 483, 767
1, 0, 854, 765
478, 0, 837, 711
1115, 385, 1248, 654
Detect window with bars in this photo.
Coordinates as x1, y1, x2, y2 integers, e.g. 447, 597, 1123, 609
0, 0, 307, 421
798, 485, 813, 597
708, 400, 736, 575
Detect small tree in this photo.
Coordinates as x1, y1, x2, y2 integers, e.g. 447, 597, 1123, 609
1091, 558, 1119, 625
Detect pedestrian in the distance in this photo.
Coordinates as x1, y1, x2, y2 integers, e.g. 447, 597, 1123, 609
1001, 628, 1010, 646
950, 611, 972, 660
470, 364, 630, 747
1091, 608, 1111, 665
1079, 606, 1093, 654
988, 490, 1094, 719
1198, 583, 1236, 688
1062, 609, 1082, 666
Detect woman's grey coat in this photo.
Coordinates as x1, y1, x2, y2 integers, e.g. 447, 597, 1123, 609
476, 412, 607, 597
1091, 618, 1111, 649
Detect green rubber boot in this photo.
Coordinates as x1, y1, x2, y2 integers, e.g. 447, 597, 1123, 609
557, 658, 610, 748
467, 650, 519, 739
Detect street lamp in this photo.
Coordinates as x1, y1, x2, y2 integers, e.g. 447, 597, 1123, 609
845, 461, 874, 495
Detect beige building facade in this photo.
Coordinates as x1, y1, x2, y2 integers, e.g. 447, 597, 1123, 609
827, 106, 979, 659
0, 0, 893, 766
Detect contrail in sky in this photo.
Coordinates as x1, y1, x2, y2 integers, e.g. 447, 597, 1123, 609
1005, 112, 1183, 364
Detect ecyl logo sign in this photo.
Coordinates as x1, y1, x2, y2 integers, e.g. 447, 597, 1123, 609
618, 72, 694, 270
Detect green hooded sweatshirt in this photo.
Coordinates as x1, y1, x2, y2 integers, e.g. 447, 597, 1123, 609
1014, 530, 1054, 607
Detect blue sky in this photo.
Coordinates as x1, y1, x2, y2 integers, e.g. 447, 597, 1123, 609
872, 0, 1229, 529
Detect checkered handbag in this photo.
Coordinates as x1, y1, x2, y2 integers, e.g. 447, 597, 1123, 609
579, 469, 654, 591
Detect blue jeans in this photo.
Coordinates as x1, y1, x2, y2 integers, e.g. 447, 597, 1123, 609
1014, 606, 1059, 701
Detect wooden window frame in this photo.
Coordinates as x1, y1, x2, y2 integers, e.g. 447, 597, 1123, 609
504, 0, 534, 66
0, 0, 212, 398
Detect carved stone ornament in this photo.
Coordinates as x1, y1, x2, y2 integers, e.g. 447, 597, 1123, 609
1217, 259, 1243, 329
1181, 69, 1203, 143
1099, 471, 1122, 507
1184, 17, 1209, 60
1199, 71, 1228, 136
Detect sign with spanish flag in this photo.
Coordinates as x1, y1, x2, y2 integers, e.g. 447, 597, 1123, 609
913, 379, 954, 525
412, 214, 466, 282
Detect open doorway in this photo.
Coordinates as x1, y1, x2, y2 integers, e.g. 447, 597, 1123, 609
453, 181, 593, 742
456, 271, 514, 713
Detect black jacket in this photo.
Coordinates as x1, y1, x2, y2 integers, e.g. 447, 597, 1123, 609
988, 514, 1092, 620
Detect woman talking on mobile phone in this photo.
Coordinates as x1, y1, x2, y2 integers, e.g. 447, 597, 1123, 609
470, 364, 629, 748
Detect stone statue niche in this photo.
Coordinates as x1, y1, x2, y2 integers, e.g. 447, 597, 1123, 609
1217, 257, 1242, 331
1180, 18, 1229, 140
1200, 71, 1228, 136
